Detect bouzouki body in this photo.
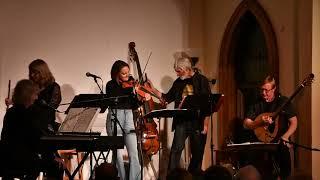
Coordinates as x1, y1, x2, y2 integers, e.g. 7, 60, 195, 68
254, 112, 279, 142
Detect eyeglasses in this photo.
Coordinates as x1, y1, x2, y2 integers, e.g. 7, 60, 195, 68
260, 88, 274, 93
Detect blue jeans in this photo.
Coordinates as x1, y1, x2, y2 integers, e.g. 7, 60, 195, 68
106, 109, 141, 180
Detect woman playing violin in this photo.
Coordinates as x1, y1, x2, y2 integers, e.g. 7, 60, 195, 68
105, 60, 150, 180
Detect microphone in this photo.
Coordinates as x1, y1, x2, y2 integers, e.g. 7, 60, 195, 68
86, 72, 101, 79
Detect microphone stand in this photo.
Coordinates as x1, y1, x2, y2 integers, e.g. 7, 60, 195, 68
109, 98, 126, 173
93, 77, 104, 94
209, 82, 216, 166
209, 95, 215, 166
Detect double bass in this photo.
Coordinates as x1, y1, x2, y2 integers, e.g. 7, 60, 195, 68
128, 42, 160, 156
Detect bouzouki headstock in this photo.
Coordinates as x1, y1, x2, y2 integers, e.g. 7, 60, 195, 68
301, 73, 314, 87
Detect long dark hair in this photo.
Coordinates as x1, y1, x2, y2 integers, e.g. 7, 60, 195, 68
110, 60, 129, 80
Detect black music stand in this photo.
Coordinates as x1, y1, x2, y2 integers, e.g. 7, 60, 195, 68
144, 109, 196, 180
103, 95, 138, 179
62, 94, 128, 179
210, 93, 224, 113
179, 94, 223, 113
178, 94, 224, 166
178, 94, 224, 167
40, 135, 124, 180
66, 94, 109, 114
209, 93, 224, 166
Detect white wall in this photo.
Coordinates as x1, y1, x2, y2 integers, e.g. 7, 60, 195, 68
0, 1, 194, 179
0, 0, 190, 131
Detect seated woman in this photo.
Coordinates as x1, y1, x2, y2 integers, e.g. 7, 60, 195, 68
0, 79, 63, 180
1, 79, 42, 179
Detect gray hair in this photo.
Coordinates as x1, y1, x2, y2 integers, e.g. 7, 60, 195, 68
174, 57, 192, 71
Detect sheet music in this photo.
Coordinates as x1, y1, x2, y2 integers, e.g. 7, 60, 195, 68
226, 142, 279, 152
227, 142, 278, 146
59, 107, 100, 132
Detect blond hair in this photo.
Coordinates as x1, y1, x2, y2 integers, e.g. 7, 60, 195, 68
261, 75, 276, 89
29, 59, 55, 88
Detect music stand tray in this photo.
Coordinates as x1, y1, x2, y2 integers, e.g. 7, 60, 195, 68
66, 94, 109, 113
179, 94, 224, 114
144, 109, 195, 119
226, 142, 279, 152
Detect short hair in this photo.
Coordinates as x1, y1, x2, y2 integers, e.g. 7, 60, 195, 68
110, 60, 129, 80
29, 59, 55, 88
95, 163, 119, 180
234, 165, 261, 180
261, 75, 276, 89
174, 57, 192, 71
12, 79, 38, 106
166, 168, 192, 180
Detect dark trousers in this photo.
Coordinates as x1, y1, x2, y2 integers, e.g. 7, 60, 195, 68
239, 143, 291, 180
168, 123, 207, 174
275, 143, 291, 179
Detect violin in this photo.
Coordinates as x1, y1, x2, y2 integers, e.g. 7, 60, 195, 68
120, 76, 136, 88
121, 76, 163, 103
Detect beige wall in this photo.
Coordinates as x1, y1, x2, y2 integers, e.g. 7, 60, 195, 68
202, 0, 238, 169
0, 0, 188, 128
1, 0, 319, 178
203, 0, 316, 177
202, 0, 298, 168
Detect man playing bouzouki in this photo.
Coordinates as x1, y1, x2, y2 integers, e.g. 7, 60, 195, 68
243, 75, 298, 180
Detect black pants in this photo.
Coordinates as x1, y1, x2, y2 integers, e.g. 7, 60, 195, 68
168, 123, 207, 174
40, 152, 64, 179
239, 143, 291, 180
275, 143, 291, 179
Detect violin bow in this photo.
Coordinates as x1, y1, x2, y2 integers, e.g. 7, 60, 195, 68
6, 80, 11, 111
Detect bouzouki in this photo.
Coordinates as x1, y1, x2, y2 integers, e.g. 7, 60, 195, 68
254, 73, 314, 142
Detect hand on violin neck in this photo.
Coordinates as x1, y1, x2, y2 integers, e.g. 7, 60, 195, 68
136, 92, 151, 102
144, 93, 151, 101
160, 98, 167, 107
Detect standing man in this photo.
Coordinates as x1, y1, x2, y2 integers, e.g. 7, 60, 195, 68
150, 56, 211, 175
243, 75, 298, 179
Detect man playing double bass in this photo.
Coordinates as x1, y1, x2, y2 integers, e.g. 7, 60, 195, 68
243, 75, 298, 179
149, 55, 211, 176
